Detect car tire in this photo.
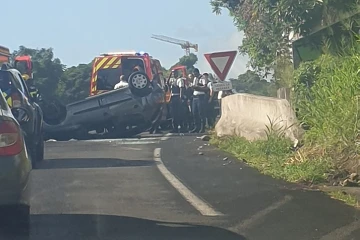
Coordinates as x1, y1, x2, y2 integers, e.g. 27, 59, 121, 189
29, 133, 44, 168
128, 72, 152, 97
0, 205, 30, 235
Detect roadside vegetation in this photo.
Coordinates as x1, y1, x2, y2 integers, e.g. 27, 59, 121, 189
210, 0, 360, 186
212, 44, 360, 185
328, 191, 359, 207
211, 117, 332, 184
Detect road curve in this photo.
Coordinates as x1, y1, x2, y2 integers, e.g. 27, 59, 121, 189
2, 134, 360, 240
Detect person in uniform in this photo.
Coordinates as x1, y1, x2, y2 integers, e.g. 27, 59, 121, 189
206, 77, 218, 128
169, 71, 185, 133
191, 68, 208, 133
114, 75, 128, 89
25, 77, 41, 102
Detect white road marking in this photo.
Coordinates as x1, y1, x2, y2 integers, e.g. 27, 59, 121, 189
122, 147, 143, 150
228, 195, 293, 232
47, 135, 172, 144
153, 148, 223, 216
319, 220, 360, 240
84, 138, 159, 142
83, 138, 159, 145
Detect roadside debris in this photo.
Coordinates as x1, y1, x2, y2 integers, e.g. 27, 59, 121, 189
223, 160, 232, 166
200, 135, 211, 141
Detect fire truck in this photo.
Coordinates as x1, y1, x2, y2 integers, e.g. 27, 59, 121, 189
90, 51, 166, 97
14, 56, 33, 81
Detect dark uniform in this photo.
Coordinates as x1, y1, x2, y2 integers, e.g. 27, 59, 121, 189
206, 81, 218, 128
183, 84, 194, 131
170, 78, 184, 133
191, 69, 207, 133
27, 79, 41, 102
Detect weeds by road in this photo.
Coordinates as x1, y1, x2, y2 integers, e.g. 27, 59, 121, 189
211, 40, 360, 206
211, 135, 332, 184
327, 191, 359, 208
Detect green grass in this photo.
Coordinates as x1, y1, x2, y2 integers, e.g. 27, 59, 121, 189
210, 135, 333, 184
327, 191, 359, 207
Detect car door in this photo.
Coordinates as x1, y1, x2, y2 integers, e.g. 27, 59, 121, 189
10, 71, 37, 134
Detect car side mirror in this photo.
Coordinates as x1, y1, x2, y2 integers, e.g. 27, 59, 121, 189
11, 107, 30, 125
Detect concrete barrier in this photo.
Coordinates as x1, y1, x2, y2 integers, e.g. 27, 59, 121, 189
215, 93, 301, 144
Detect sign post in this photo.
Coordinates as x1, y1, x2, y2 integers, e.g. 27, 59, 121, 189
204, 50, 237, 91
204, 50, 237, 81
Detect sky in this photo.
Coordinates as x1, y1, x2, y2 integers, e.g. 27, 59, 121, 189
2, 0, 249, 79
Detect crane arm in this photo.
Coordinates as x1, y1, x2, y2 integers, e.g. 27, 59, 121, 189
151, 34, 188, 46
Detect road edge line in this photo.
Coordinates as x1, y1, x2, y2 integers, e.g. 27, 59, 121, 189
153, 148, 223, 217
228, 195, 293, 232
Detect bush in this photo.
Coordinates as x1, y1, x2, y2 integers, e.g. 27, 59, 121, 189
294, 53, 360, 147
293, 44, 360, 170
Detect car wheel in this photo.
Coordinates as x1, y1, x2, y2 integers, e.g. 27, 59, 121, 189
0, 205, 30, 235
128, 72, 152, 97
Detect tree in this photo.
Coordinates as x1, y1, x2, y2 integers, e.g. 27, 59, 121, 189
170, 53, 198, 73
11, 46, 92, 104
230, 70, 277, 97
12, 46, 65, 99
57, 63, 93, 104
210, 0, 359, 75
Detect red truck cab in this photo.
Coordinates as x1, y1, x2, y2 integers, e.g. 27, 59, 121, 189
14, 56, 33, 81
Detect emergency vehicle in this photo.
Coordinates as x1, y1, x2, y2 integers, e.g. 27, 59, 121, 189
90, 51, 166, 97
0, 46, 10, 65
14, 56, 33, 81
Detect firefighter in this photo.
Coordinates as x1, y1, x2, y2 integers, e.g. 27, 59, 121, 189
169, 71, 185, 133
25, 77, 41, 102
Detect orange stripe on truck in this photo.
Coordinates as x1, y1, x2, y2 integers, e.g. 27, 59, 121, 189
102, 57, 120, 69
95, 57, 111, 72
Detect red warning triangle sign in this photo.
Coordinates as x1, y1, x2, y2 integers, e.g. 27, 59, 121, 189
204, 51, 237, 81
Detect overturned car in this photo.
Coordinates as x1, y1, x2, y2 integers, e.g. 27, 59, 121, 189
42, 51, 168, 140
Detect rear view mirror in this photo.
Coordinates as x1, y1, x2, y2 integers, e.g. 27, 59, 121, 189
11, 107, 30, 125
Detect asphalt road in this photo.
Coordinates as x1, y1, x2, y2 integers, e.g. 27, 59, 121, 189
3, 133, 360, 239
